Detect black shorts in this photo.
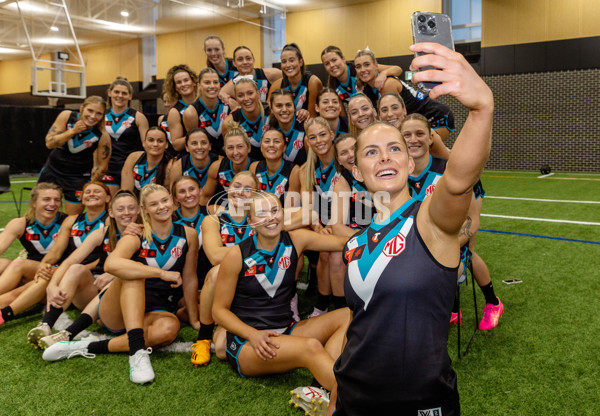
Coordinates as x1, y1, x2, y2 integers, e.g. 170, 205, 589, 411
101, 168, 121, 187
424, 100, 456, 131
225, 321, 296, 377
335, 377, 460, 416
144, 285, 182, 315
38, 166, 88, 204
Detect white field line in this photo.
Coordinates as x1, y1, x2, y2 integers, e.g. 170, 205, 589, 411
486, 196, 600, 204
537, 173, 555, 178
10, 179, 37, 184
481, 214, 600, 226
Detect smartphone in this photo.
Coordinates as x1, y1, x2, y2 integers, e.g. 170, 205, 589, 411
410, 11, 455, 91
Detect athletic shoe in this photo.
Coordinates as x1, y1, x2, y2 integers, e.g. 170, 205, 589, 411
450, 311, 462, 325
289, 386, 329, 416
190, 340, 211, 367
290, 293, 300, 322
129, 348, 154, 384
479, 297, 504, 330
42, 340, 95, 362
39, 330, 71, 350
0, 313, 4, 326
308, 307, 328, 318
27, 322, 52, 348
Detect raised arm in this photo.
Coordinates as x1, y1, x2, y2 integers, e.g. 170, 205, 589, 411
120, 152, 141, 192
291, 228, 348, 253
200, 214, 232, 266
136, 112, 149, 146
307, 75, 324, 118
182, 105, 199, 133
45, 111, 80, 149
411, 43, 493, 248
199, 161, 219, 206
375, 63, 403, 91
167, 108, 185, 152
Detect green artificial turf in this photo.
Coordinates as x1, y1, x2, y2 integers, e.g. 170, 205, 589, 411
1, 172, 599, 415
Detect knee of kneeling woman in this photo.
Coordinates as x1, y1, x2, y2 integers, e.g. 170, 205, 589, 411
303, 337, 326, 357
318, 251, 330, 263
65, 263, 89, 280
9, 257, 28, 271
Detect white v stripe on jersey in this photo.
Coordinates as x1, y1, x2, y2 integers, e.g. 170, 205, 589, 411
255, 246, 293, 298
143, 238, 186, 270
348, 218, 414, 311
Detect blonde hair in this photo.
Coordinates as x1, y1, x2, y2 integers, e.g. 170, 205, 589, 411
108, 189, 140, 250
234, 77, 265, 120
25, 183, 63, 223
224, 121, 251, 148
347, 93, 374, 138
139, 184, 170, 243
230, 170, 260, 191
303, 117, 333, 190
80, 96, 107, 133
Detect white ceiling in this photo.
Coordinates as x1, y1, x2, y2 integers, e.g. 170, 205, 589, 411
0, 0, 375, 61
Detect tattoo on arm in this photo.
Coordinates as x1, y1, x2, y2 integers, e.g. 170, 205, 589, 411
101, 145, 110, 160
459, 216, 473, 240
50, 126, 57, 133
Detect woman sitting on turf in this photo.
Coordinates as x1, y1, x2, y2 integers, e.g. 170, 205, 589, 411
212, 191, 350, 396
0, 183, 67, 300
190, 171, 259, 366
0, 181, 109, 327
43, 184, 199, 385
26, 189, 142, 348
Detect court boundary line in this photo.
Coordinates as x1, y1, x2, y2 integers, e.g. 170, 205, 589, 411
480, 229, 600, 245
486, 196, 600, 204
481, 213, 600, 226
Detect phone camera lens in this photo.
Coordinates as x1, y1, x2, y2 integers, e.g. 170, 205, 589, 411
427, 19, 436, 29
418, 24, 427, 33
417, 14, 426, 23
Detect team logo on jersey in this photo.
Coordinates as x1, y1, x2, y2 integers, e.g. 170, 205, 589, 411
259, 86, 268, 96
278, 256, 291, 270
171, 246, 182, 259
122, 120, 132, 129
372, 232, 380, 243
275, 184, 285, 196
26, 233, 40, 241
199, 121, 212, 128
382, 233, 406, 257
293, 139, 303, 150
229, 341, 237, 351
425, 184, 436, 196
52, 233, 58, 241
70, 230, 84, 237
344, 244, 365, 263
84, 140, 94, 148
245, 264, 266, 276
221, 234, 236, 245
139, 248, 157, 258
418, 407, 441, 416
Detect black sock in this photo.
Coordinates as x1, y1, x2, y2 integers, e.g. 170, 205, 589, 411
315, 293, 331, 311
127, 328, 146, 356
87, 339, 111, 355
196, 322, 215, 341
65, 313, 94, 340
480, 282, 499, 305
452, 294, 460, 313
332, 295, 346, 310
42, 305, 64, 328
0, 306, 15, 322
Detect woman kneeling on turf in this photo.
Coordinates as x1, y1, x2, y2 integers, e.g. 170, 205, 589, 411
212, 192, 351, 407
43, 184, 199, 385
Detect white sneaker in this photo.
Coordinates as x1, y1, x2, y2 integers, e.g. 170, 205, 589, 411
27, 322, 52, 348
42, 340, 95, 362
308, 307, 328, 318
290, 293, 300, 322
129, 348, 155, 384
39, 330, 71, 350
289, 386, 330, 416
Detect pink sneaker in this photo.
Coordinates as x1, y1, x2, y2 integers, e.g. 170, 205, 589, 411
290, 293, 300, 322
479, 298, 504, 330
449, 311, 462, 325
309, 307, 327, 318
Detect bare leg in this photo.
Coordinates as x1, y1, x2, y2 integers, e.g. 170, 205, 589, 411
293, 308, 351, 359
0, 282, 31, 307
58, 264, 99, 310
200, 266, 220, 326
316, 252, 331, 296
107, 311, 181, 353
328, 252, 346, 297
9, 278, 49, 315
0, 258, 40, 295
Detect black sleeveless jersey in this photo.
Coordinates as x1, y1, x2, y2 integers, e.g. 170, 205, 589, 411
254, 68, 271, 104
331, 63, 361, 105
313, 158, 340, 225
91, 226, 120, 275
133, 223, 189, 302
180, 152, 219, 188
333, 117, 349, 139
213, 158, 253, 206
174, 207, 210, 285
231, 108, 267, 161
19, 212, 69, 262
255, 159, 294, 205
232, 232, 298, 330
281, 72, 313, 112
189, 97, 229, 153
269, 115, 306, 166
409, 155, 486, 201
334, 199, 458, 411
217, 211, 254, 247
340, 169, 375, 230
67, 211, 108, 264
213, 58, 239, 87
105, 108, 142, 169
45, 111, 103, 176
131, 152, 160, 193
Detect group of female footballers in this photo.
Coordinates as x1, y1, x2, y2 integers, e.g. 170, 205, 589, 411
0, 35, 502, 415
